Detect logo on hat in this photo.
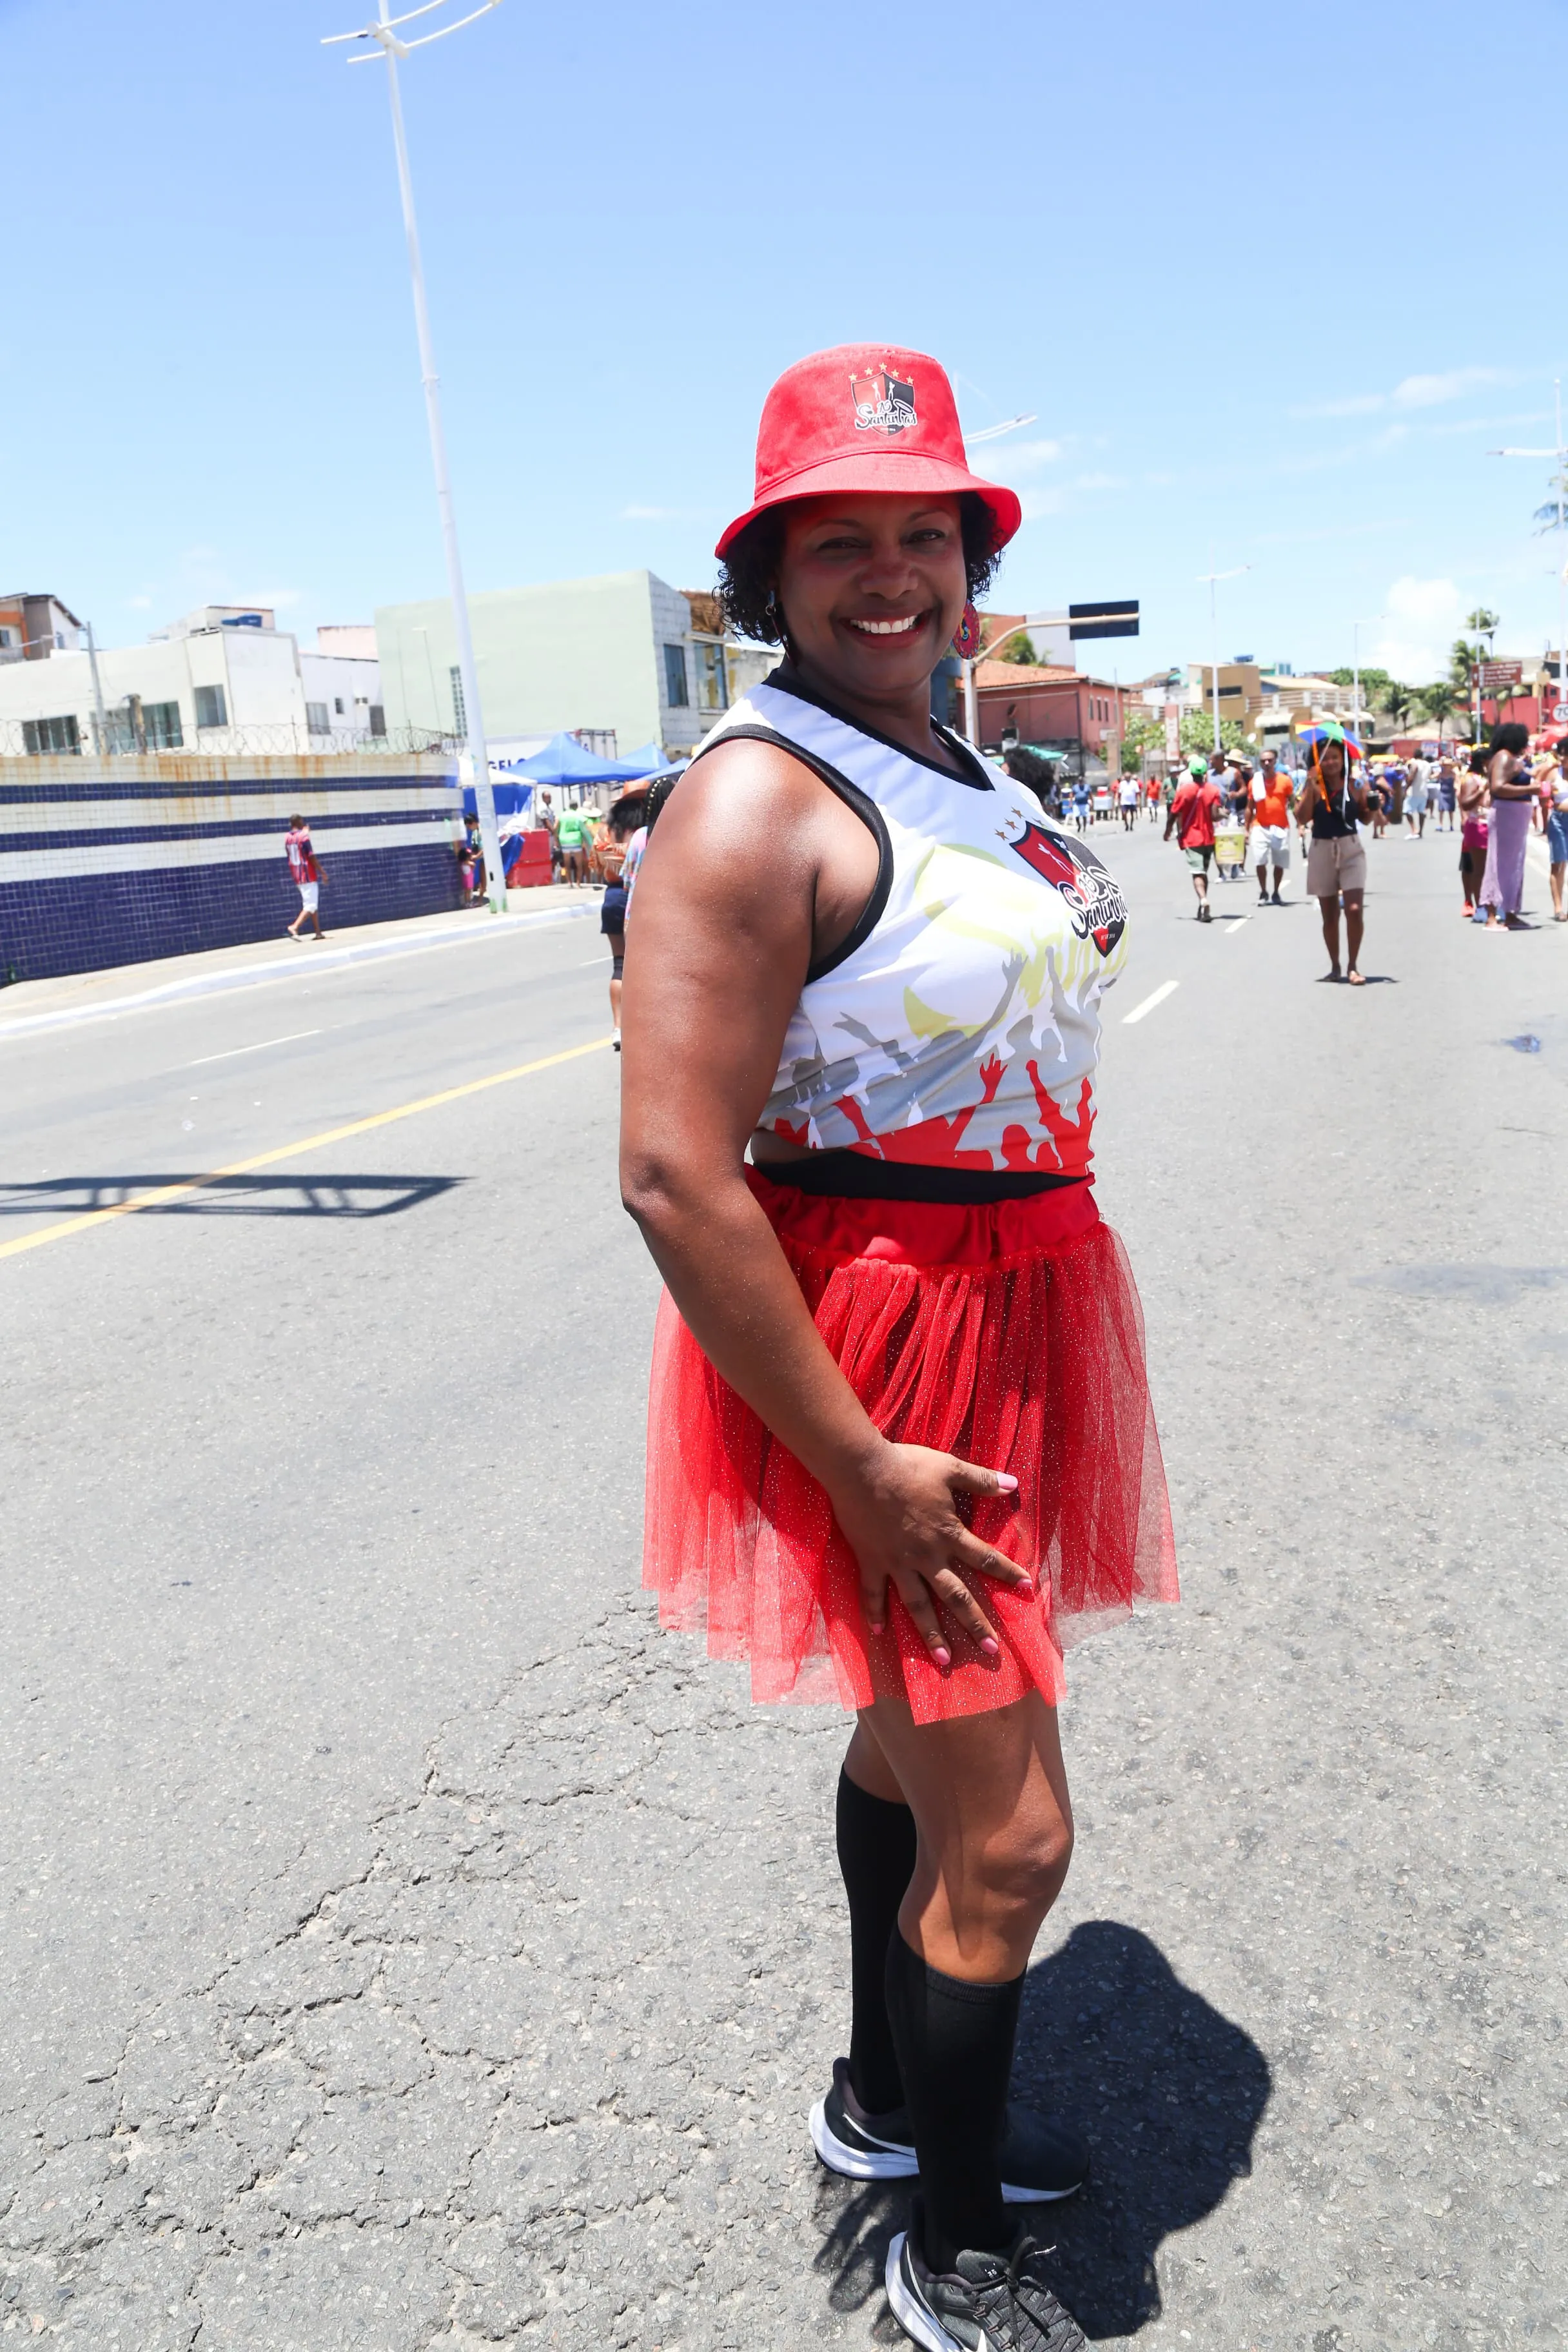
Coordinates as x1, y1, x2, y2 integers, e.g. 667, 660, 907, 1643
848, 365, 916, 436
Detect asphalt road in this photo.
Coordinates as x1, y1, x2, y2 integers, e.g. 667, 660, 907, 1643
1, 818, 1563, 2351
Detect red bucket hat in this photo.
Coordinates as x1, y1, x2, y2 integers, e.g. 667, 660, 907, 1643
715, 343, 1024, 560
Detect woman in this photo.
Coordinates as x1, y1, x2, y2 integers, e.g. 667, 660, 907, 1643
620, 345, 1177, 2352
1476, 721, 1536, 929
1295, 725, 1371, 981
1404, 758, 1429, 838
1545, 750, 1568, 921
600, 799, 640, 1050
1458, 749, 1490, 918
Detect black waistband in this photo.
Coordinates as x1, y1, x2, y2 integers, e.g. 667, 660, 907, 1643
750, 1151, 1085, 1204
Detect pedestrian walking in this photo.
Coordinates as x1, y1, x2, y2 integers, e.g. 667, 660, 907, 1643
1458, 750, 1490, 917
1475, 723, 1537, 930
556, 801, 590, 887
283, 813, 328, 941
1435, 754, 1458, 832
1404, 758, 1430, 838
1247, 749, 1293, 903
1070, 772, 1090, 835
1165, 753, 1222, 920
1544, 750, 1568, 921
536, 787, 562, 883
1117, 771, 1139, 831
620, 342, 1177, 2352
1295, 725, 1371, 983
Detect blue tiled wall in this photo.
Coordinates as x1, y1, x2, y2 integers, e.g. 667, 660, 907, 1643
0, 758, 466, 985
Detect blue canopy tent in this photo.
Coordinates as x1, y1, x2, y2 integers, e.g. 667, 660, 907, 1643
465, 732, 671, 814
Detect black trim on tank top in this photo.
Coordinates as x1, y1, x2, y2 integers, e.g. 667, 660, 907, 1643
761, 663, 997, 794
751, 1152, 1085, 1204
684, 721, 893, 983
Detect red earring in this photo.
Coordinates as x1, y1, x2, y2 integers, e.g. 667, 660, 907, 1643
954, 602, 982, 660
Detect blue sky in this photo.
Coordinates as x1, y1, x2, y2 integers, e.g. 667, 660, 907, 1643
6, 0, 1568, 686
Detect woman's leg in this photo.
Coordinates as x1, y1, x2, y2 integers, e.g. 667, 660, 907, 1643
857, 1691, 1073, 2271
1551, 860, 1566, 919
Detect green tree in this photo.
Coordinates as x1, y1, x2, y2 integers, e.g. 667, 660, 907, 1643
1179, 711, 1247, 759
1465, 606, 1500, 647
992, 631, 1038, 666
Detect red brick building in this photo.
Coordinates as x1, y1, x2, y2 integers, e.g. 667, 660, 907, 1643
974, 659, 1129, 755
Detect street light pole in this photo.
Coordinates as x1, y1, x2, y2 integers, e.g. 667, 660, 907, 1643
324, 0, 507, 910
1490, 384, 1568, 735
1196, 557, 1250, 752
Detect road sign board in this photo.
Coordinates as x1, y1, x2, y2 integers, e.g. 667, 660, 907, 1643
1553, 701, 1568, 723
1479, 659, 1522, 690
1068, 600, 1140, 642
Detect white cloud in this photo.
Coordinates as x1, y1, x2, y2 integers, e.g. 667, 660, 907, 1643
1072, 471, 1126, 492
1291, 367, 1505, 422
622, 504, 680, 521
126, 594, 152, 611
1370, 575, 1465, 683
989, 438, 1063, 478
1018, 489, 1063, 522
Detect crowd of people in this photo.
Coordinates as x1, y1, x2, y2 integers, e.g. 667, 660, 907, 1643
1150, 723, 1566, 974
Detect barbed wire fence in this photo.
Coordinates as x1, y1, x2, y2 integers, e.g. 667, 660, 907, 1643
0, 720, 458, 762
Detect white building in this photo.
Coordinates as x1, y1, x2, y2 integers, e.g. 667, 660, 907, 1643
0, 603, 384, 755
376, 569, 776, 761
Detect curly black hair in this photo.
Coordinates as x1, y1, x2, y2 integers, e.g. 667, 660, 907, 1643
716, 491, 1005, 647
1487, 720, 1530, 757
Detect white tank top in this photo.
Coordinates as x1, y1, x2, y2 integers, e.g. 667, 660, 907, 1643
696, 670, 1131, 1179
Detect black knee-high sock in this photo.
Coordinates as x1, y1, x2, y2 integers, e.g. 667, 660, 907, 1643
883, 1929, 1023, 2271
835, 1768, 917, 2114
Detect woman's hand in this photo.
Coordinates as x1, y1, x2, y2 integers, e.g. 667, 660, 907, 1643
828, 1440, 1035, 1670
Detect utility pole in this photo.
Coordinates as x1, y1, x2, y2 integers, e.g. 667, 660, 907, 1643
324, 0, 507, 909
85, 623, 110, 755
1197, 556, 1250, 752
1491, 382, 1568, 735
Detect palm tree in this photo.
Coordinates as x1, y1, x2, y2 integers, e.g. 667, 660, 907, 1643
1414, 681, 1459, 741
1381, 680, 1416, 734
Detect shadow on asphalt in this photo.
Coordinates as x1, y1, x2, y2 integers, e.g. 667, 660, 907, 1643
0, 1173, 462, 1220
812, 1920, 1269, 2344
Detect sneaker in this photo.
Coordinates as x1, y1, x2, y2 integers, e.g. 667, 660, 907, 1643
612, 1028, 622, 1053
887, 2199, 1086, 2352
810, 2059, 1087, 2204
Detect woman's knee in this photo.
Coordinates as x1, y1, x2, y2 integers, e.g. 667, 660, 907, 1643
966, 1810, 1074, 1924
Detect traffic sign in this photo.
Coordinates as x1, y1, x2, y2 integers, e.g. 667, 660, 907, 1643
1553, 701, 1568, 723
1479, 659, 1522, 691
1068, 600, 1140, 642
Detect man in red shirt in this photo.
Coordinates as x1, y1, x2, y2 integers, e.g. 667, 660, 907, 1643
284, 814, 328, 941
1164, 756, 1222, 921
1248, 749, 1293, 905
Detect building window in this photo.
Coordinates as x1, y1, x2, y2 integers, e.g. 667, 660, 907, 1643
22, 713, 81, 754
369, 704, 386, 738
449, 665, 466, 737
194, 683, 228, 730
695, 642, 727, 712
663, 643, 690, 707
306, 701, 331, 736
334, 696, 345, 716
143, 701, 182, 749
0, 626, 17, 649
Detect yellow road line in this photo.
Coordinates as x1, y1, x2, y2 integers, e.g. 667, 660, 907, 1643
0, 1035, 612, 1264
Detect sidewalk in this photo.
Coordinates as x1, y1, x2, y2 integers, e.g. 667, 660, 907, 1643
0, 885, 603, 1040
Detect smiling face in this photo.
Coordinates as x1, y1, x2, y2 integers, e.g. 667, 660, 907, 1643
773, 493, 968, 708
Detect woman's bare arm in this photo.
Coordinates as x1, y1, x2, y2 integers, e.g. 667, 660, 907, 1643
619, 740, 1030, 1665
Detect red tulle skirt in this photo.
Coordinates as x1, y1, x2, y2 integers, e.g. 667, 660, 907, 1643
642, 1171, 1178, 1725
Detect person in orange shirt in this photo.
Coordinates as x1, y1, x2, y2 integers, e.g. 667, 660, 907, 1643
1248, 749, 1293, 904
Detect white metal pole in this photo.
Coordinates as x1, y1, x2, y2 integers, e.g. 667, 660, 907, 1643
1557, 380, 1566, 736
1210, 555, 1220, 753
964, 657, 978, 745
85, 623, 109, 755
1352, 622, 1360, 751
378, 2, 505, 907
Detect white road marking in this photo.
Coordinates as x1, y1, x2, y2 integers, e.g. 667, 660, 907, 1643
187, 1030, 323, 1067
1222, 916, 1250, 934
1122, 980, 1179, 1025
576, 956, 611, 966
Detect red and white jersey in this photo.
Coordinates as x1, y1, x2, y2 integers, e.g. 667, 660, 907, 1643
697, 671, 1130, 1179
285, 828, 318, 885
